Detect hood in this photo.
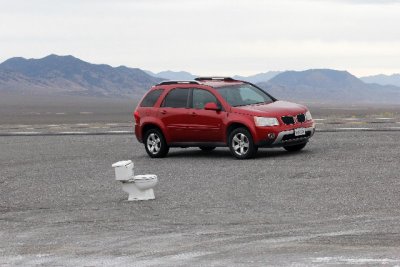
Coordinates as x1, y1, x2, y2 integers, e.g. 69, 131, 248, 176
231, 101, 307, 117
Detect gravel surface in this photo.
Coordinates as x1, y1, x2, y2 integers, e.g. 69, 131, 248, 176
1, 132, 400, 266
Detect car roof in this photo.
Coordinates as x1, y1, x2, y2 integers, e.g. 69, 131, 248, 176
199, 80, 244, 88
153, 77, 245, 89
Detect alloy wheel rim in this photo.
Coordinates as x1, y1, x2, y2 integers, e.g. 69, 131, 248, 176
147, 133, 161, 154
232, 133, 249, 156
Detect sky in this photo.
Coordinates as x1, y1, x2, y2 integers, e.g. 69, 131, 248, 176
1, 0, 400, 77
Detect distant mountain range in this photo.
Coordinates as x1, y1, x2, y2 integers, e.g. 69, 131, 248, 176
360, 74, 400, 87
145, 70, 197, 81
0, 54, 162, 97
256, 69, 400, 104
1, 55, 400, 104
234, 71, 282, 84
146, 70, 282, 84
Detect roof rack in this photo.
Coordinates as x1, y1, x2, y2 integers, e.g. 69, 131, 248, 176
156, 80, 201, 86
194, 77, 237, 82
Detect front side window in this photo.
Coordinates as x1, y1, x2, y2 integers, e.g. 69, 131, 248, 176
216, 84, 274, 107
140, 89, 164, 107
162, 88, 189, 108
192, 89, 218, 109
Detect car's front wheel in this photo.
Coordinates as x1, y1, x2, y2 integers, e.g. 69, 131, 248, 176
283, 143, 307, 152
228, 128, 257, 159
144, 129, 169, 158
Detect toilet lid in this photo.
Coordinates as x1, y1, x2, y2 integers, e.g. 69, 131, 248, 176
134, 174, 157, 181
112, 160, 133, 168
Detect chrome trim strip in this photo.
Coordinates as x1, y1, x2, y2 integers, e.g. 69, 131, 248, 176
272, 126, 315, 145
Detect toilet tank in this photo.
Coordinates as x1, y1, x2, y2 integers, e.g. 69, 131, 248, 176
112, 160, 134, 181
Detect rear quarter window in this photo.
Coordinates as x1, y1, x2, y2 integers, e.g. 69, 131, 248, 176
140, 89, 164, 107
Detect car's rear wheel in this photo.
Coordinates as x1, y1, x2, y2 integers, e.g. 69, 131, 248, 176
228, 128, 257, 159
283, 143, 307, 152
144, 129, 169, 158
199, 146, 216, 151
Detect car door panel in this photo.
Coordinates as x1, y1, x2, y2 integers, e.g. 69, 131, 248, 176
188, 109, 225, 142
186, 89, 225, 142
158, 88, 191, 142
159, 107, 191, 142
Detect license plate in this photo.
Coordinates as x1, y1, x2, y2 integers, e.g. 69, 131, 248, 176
294, 128, 306, 136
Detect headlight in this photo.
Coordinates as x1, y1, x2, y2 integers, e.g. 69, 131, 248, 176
305, 110, 312, 121
254, 116, 279, 127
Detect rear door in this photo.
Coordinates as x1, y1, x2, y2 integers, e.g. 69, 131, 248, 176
158, 88, 191, 142
187, 88, 225, 142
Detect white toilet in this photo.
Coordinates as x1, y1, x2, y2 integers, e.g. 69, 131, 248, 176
112, 160, 158, 201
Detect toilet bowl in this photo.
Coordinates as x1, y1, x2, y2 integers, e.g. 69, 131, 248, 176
122, 175, 158, 201
112, 160, 158, 201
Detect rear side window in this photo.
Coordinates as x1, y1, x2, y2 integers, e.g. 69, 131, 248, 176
162, 88, 189, 108
140, 89, 164, 107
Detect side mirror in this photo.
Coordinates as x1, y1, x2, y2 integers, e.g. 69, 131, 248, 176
204, 102, 220, 111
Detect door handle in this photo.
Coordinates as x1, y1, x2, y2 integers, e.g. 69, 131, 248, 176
191, 112, 197, 116
161, 110, 167, 115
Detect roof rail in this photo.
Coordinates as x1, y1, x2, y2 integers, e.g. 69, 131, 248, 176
194, 77, 237, 82
157, 80, 201, 86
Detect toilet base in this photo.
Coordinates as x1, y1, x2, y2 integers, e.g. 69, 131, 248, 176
122, 183, 155, 201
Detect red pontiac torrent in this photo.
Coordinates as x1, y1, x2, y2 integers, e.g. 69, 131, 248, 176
134, 77, 315, 159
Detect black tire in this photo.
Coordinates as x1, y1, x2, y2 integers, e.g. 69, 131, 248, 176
228, 128, 257, 159
283, 143, 307, 152
199, 146, 216, 151
144, 128, 169, 158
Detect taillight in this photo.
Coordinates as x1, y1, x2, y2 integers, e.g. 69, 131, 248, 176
134, 111, 140, 124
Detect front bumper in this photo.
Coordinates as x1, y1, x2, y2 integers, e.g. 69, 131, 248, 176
256, 126, 315, 147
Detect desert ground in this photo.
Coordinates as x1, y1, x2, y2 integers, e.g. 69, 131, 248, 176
1, 92, 400, 266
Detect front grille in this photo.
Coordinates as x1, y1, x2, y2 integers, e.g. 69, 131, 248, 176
281, 116, 295, 125
282, 131, 311, 141
297, 113, 306, 123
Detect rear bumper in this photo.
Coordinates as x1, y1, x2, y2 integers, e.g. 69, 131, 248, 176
256, 126, 315, 147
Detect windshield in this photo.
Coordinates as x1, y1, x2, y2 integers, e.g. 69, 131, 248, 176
216, 84, 275, 107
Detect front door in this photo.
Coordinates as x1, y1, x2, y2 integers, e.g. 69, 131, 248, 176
187, 89, 225, 142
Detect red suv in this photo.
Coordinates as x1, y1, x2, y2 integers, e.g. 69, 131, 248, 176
134, 77, 315, 159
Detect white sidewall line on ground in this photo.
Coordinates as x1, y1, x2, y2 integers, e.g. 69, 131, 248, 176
316, 127, 400, 132
311, 257, 400, 264
0, 131, 133, 136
